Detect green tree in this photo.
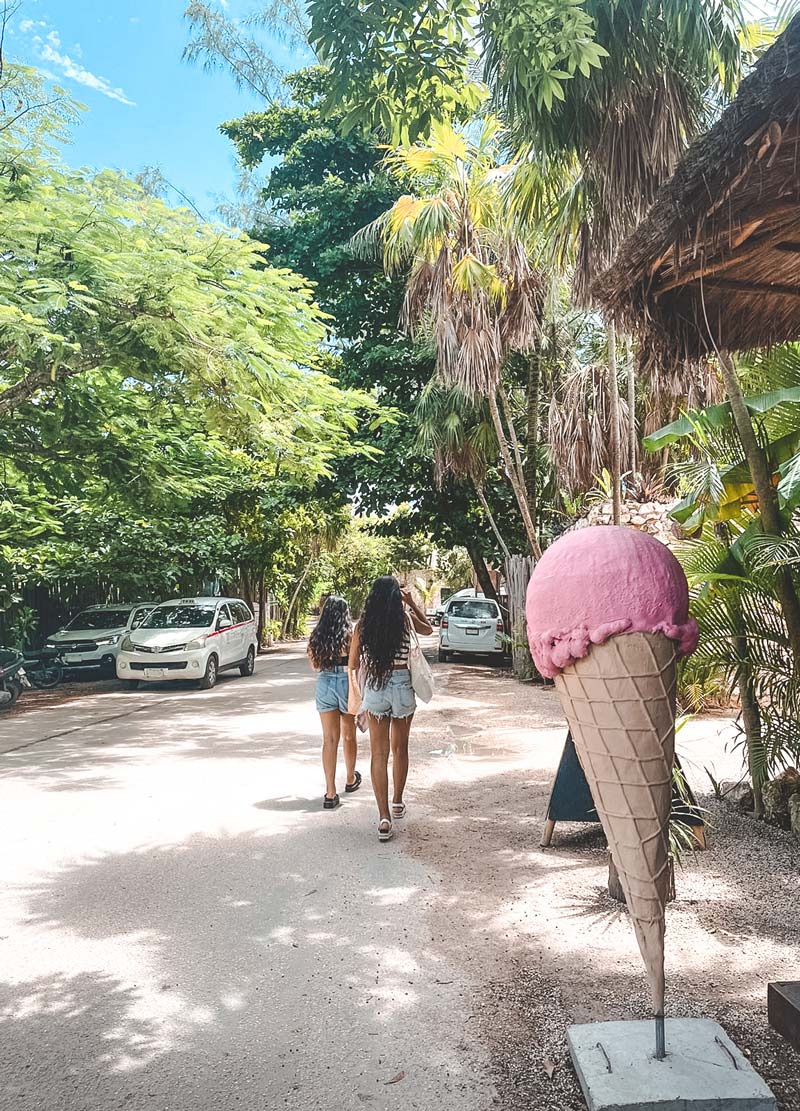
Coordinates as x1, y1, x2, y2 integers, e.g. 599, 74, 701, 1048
220, 66, 521, 578
353, 120, 542, 554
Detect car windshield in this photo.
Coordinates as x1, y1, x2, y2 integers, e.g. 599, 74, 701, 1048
449, 601, 497, 619
67, 610, 131, 630
141, 605, 216, 630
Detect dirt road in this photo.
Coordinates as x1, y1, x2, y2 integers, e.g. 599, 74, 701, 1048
1, 643, 798, 1110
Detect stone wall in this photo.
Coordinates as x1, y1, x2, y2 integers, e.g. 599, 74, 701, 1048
572, 499, 683, 547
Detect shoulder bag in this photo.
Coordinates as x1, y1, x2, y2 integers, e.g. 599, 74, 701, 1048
407, 617, 435, 703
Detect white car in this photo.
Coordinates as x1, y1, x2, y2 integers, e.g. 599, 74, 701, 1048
46, 603, 156, 674
116, 597, 257, 690
438, 595, 508, 662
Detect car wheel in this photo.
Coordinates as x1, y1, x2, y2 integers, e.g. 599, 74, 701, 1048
438, 648, 449, 663
239, 646, 255, 677
198, 654, 218, 690
121, 679, 140, 691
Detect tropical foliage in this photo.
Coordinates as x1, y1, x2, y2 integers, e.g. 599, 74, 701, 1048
0, 63, 377, 643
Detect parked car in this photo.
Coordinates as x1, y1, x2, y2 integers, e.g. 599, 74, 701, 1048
116, 597, 257, 690
45, 603, 156, 674
438, 595, 508, 662
433, 587, 481, 626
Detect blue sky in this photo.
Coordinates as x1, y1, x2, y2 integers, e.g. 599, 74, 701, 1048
7, 0, 782, 221
7, 0, 303, 218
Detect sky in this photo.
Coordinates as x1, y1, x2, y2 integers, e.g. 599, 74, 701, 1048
6, 0, 305, 218
6, 0, 783, 222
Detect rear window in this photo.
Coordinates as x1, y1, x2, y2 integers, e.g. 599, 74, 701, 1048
142, 605, 217, 630
67, 609, 131, 630
448, 600, 498, 619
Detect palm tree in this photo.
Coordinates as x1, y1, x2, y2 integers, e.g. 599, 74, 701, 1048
415, 381, 513, 562
353, 120, 543, 556
499, 0, 744, 521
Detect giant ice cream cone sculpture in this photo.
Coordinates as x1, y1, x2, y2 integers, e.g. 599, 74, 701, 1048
526, 526, 698, 1039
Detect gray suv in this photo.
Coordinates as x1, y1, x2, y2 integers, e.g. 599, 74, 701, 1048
45, 603, 156, 674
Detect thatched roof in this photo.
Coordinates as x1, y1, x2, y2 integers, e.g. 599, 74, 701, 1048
595, 15, 800, 361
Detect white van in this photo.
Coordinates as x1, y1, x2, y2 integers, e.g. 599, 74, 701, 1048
438, 595, 508, 662
116, 597, 257, 690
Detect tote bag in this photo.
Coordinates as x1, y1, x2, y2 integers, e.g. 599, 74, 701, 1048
408, 621, 434, 703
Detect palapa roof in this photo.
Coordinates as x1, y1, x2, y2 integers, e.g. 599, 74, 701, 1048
595, 14, 800, 361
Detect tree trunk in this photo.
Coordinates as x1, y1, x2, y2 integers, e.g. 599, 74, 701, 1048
718, 351, 800, 667
281, 563, 313, 640
264, 585, 274, 648
465, 539, 499, 604
626, 335, 636, 477
474, 482, 511, 563
257, 573, 266, 648
607, 320, 622, 525
738, 637, 765, 819
499, 385, 527, 495
526, 348, 541, 530
488, 391, 541, 559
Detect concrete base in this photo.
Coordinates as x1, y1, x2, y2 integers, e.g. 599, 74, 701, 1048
567, 1019, 777, 1111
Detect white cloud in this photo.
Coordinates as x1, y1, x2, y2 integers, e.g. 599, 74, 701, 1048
39, 44, 136, 106
17, 15, 135, 107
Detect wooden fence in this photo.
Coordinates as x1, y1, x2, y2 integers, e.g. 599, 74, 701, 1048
504, 554, 536, 680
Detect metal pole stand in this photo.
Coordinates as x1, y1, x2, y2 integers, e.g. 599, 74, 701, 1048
655, 1013, 666, 1060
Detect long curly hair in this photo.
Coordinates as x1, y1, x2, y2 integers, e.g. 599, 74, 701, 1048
308, 595, 352, 671
358, 575, 407, 690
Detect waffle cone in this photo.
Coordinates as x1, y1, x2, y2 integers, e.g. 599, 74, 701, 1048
554, 632, 676, 1015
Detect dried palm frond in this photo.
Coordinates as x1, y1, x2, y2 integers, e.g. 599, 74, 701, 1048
352, 119, 543, 399
548, 362, 631, 496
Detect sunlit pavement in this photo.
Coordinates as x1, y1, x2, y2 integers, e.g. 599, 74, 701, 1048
0, 643, 494, 1111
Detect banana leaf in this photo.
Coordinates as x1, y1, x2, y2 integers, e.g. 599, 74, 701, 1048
644, 385, 800, 452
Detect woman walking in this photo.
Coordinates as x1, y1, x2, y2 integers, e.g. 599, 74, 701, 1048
307, 595, 361, 810
348, 576, 432, 841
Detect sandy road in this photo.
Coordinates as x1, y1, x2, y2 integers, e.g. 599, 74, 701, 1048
3, 640, 797, 1110
0, 643, 494, 1111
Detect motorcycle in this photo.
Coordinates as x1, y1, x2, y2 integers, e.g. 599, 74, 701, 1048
0, 648, 31, 710
22, 647, 65, 689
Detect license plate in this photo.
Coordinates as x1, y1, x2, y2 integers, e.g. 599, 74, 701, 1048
65, 653, 85, 663
144, 668, 166, 679
465, 627, 480, 635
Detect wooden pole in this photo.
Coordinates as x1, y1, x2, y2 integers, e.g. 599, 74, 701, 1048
607, 320, 622, 524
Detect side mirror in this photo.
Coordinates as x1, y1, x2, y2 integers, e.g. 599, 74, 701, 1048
217, 616, 232, 631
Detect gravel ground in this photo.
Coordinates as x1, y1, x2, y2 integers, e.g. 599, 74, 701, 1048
406, 658, 800, 1111
4, 672, 123, 717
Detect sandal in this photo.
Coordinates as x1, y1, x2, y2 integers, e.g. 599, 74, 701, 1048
323, 794, 340, 810
391, 801, 407, 819
378, 818, 393, 842
345, 770, 362, 793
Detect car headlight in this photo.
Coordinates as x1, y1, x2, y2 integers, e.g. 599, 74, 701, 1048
45, 641, 57, 649
95, 635, 120, 646
186, 635, 207, 651
120, 635, 134, 652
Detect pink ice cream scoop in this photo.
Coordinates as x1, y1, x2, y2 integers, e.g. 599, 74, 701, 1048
526, 525, 698, 678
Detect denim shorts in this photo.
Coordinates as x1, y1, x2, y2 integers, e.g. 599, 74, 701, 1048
315, 667, 349, 713
362, 669, 416, 719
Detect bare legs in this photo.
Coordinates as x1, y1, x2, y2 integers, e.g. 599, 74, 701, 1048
390, 715, 412, 806
368, 713, 414, 821
320, 709, 357, 798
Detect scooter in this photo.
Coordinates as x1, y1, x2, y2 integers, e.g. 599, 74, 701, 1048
22, 646, 65, 689
0, 648, 31, 710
